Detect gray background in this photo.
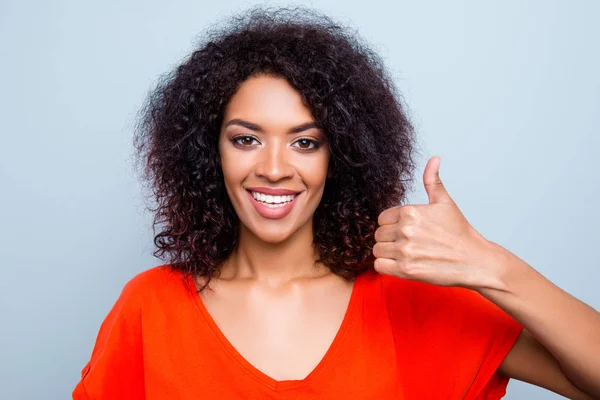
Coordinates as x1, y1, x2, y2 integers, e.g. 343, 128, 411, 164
1, 0, 598, 399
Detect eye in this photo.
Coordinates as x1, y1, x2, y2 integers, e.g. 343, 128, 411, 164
231, 135, 259, 147
292, 138, 320, 150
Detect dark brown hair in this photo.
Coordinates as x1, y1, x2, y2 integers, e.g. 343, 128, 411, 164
133, 5, 420, 290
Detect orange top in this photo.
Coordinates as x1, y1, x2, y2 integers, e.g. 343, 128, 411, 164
72, 265, 522, 399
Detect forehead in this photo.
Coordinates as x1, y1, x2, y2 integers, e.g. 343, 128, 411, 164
221, 75, 316, 130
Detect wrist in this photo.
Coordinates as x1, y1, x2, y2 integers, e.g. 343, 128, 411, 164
474, 241, 539, 304
470, 238, 522, 294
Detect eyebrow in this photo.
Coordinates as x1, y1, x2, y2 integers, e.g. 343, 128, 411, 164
224, 118, 321, 134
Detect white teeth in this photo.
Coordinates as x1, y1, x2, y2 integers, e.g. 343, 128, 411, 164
251, 191, 297, 204
262, 202, 288, 208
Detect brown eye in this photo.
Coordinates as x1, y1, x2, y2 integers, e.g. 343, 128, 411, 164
232, 135, 259, 147
293, 138, 320, 150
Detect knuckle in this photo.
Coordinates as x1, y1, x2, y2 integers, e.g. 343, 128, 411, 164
398, 241, 414, 257
396, 261, 410, 276
399, 224, 415, 239
401, 263, 416, 277
401, 205, 418, 220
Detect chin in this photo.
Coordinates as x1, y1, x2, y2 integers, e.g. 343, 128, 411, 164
248, 224, 296, 244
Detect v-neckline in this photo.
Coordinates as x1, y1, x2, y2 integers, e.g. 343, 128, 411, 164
185, 272, 364, 391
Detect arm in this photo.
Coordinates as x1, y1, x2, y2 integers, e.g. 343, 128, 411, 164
478, 241, 600, 399
373, 156, 600, 398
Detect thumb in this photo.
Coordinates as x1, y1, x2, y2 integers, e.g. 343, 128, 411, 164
423, 156, 455, 205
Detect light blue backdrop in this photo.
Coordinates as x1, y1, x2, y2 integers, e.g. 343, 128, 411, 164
1, 0, 598, 399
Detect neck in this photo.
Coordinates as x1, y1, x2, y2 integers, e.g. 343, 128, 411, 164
220, 219, 330, 286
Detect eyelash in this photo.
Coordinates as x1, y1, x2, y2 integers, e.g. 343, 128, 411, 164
231, 135, 321, 150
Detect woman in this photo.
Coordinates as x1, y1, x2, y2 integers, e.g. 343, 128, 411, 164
73, 6, 600, 399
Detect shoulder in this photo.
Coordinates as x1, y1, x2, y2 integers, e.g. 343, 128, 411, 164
126, 263, 181, 286
375, 272, 454, 320
377, 273, 504, 316
82, 264, 188, 348
375, 272, 522, 339
72, 265, 181, 400
105, 264, 189, 319
120, 264, 185, 298
374, 273, 522, 398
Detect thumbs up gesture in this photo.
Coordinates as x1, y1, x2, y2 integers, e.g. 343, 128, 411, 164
373, 156, 499, 289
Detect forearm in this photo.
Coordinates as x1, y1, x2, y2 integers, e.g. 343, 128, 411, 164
475, 241, 600, 397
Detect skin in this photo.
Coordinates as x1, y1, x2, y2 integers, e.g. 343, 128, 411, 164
374, 157, 600, 398
202, 73, 354, 380
201, 73, 600, 397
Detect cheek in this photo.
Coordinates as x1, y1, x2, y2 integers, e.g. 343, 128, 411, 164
302, 155, 329, 185
221, 164, 246, 200
218, 144, 242, 180
219, 158, 245, 207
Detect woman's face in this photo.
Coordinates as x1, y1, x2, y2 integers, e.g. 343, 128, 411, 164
218, 74, 331, 244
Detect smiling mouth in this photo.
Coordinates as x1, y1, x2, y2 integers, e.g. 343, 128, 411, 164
244, 189, 303, 219
246, 190, 300, 207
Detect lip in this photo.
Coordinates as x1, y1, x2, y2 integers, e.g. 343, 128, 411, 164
246, 187, 302, 196
246, 190, 302, 219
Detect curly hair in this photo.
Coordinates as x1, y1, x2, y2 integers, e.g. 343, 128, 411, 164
133, 5, 420, 291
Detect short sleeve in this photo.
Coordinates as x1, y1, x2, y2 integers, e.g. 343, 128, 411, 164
72, 278, 146, 400
445, 286, 523, 399
382, 276, 523, 399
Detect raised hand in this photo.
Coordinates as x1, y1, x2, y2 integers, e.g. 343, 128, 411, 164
372, 156, 499, 289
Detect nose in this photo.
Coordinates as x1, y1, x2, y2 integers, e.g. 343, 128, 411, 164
254, 141, 294, 182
